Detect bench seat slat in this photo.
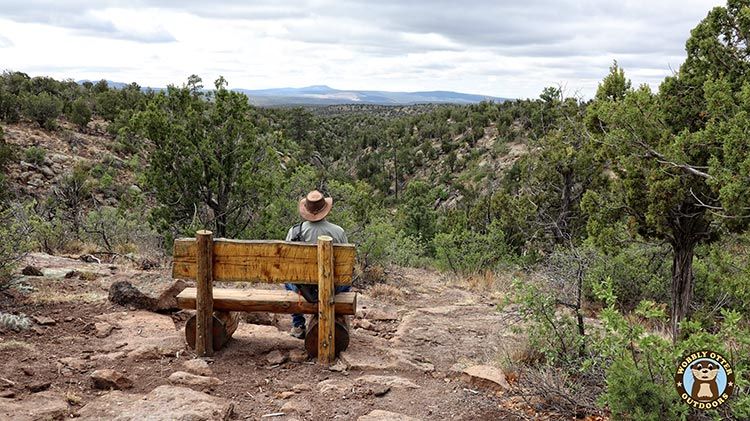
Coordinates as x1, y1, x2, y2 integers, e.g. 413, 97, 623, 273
176, 287, 357, 315
173, 239, 355, 285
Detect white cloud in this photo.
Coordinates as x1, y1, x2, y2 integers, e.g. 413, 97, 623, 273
0, 0, 727, 98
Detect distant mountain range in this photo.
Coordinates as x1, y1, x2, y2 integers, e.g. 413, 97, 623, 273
235, 85, 508, 106
79, 81, 507, 106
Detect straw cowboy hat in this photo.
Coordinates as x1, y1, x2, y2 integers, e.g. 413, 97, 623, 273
298, 190, 333, 222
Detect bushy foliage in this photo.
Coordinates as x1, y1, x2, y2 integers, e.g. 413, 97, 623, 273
0, 312, 32, 331
22, 92, 62, 130
358, 216, 426, 268
0, 204, 35, 285
433, 220, 511, 275
23, 146, 46, 166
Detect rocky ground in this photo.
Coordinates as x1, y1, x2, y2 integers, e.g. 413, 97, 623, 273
0, 253, 550, 420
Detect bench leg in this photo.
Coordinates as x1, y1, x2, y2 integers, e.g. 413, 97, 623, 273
317, 236, 336, 364
196, 230, 214, 357
304, 315, 350, 358
186, 311, 240, 352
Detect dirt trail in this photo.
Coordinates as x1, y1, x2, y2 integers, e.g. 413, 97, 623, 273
0, 255, 530, 420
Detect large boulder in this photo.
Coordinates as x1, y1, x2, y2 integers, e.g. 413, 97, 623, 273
77, 385, 233, 420
108, 277, 186, 312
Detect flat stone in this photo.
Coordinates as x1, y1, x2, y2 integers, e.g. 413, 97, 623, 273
27, 381, 51, 393
355, 375, 420, 389
289, 349, 308, 363
281, 398, 311, 414
278, 391, 295, 399
91, 369, 133, 390
461, 365, 510, 392
0, 390, 15, 398
77, 385, 233, 420
362, 308, 399, 321
182, 359, 212, 377
58, 357, 89, 371
266, 350, 288, 365
168, 371, 223, 387
0, 390, 68, 421
94, 322, 115, 338
367, 384, 390, 397
291, 383, 312, 393
32, 315, 56, 326
317, 379, 349, 394
358, 410, 421, 421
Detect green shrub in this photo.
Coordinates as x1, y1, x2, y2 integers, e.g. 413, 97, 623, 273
433, 220, 511, 275
68, 97, 92, 129
358, 216, 426, 268
0, 204, 35, 285
23, 146, 46, 166
584, 243, 671, 311
22, 92, 62, 130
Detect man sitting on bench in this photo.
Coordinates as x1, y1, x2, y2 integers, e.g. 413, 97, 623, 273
284, 190, 350, 339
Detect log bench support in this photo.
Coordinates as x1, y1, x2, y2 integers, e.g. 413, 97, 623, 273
173, 231, 356, 366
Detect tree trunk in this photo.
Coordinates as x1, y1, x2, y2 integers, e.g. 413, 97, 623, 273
670, 240, 695, 340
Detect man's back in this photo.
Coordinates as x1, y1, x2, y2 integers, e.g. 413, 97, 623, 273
286, 220, 348, 244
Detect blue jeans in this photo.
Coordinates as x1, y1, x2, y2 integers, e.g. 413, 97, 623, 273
284, 283, 351, 328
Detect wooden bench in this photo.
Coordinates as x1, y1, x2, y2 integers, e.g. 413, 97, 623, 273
172, 230, 357, 364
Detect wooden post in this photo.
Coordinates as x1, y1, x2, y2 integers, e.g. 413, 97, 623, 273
186, 311, 240, 351
195, 230, 214, 357
317, 235, 335, 364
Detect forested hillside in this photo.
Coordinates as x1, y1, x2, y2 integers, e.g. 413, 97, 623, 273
2, 1, 750, 418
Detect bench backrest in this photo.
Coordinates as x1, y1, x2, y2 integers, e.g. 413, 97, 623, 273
172, 238, 356, 285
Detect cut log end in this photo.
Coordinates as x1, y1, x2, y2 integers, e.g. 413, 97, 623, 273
186, 311, 240, 352
304, 315, 350, 358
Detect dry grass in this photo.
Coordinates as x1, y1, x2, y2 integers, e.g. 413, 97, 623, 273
0, 340, 35, 352
78, 271, 100, 281
65, 391, 83, 405
27, 291, 106, 305
367, 283, 404, 303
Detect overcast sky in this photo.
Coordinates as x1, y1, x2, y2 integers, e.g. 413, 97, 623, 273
0, 0, 726, 99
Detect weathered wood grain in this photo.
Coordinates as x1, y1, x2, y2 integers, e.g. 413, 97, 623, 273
317, 236, 336, 364
176, 288, 357, 315
172, 238, 355, 285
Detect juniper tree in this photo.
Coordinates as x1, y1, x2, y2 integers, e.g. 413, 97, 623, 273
584, 1, 750, 338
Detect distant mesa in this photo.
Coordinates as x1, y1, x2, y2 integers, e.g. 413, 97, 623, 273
77, 80, 507, 106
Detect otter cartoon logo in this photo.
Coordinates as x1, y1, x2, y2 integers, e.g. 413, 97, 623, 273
675, 350, 735, 410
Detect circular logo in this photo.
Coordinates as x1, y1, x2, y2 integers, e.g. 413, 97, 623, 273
675, 350, 735, 410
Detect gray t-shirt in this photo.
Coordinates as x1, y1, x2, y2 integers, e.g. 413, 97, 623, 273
285, 220, 348, 244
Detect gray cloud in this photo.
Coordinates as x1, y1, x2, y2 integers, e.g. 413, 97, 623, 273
0, 1, 176, 43
0, 0, 725, 97
0, 34, 12, 48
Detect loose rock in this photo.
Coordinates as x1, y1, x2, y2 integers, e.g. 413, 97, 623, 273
26, 381, 51, 393
280, 399, 312, 414
90, 369, 133, 390
168, 371, 223, 387
266, 350, 288, 365
460, 365, 511, 392
358, 410, 421, 421
32, 315, 55, 326
182, 359, 212, 377
94, 322, 115, 338
21, 266, 43, 276
289, 349, 308, 363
